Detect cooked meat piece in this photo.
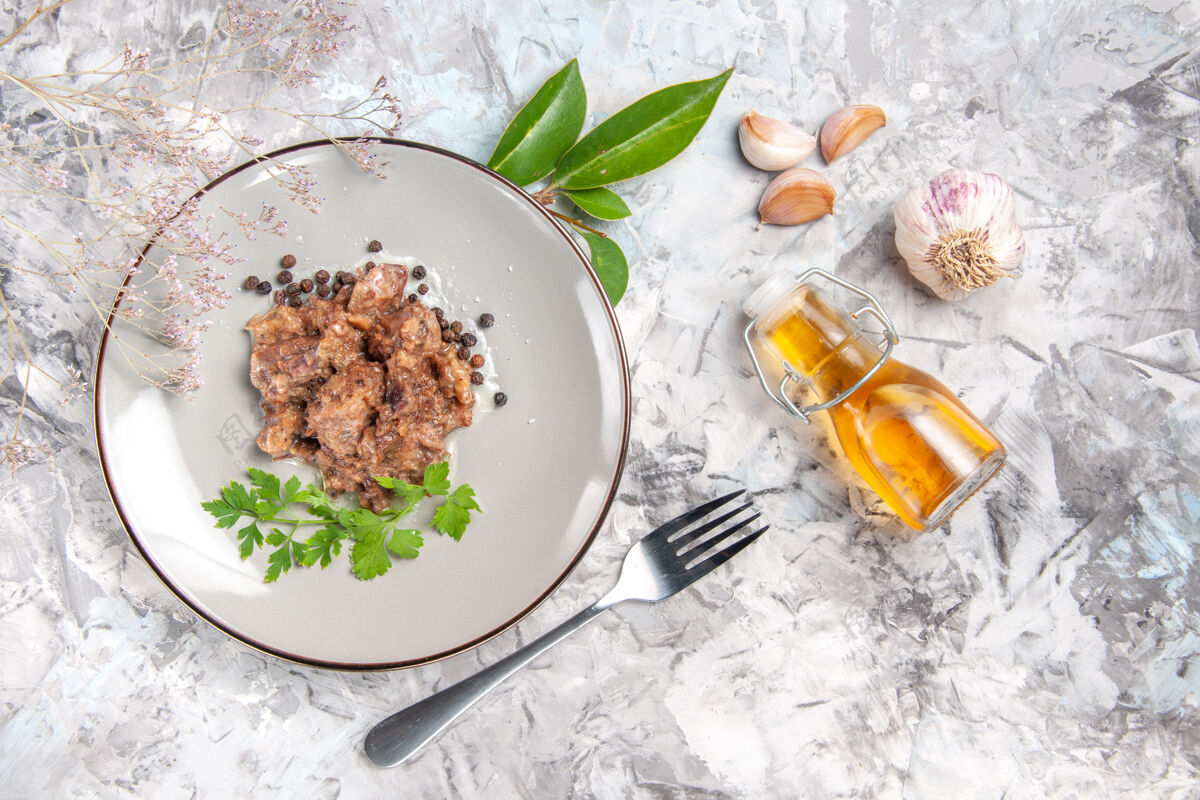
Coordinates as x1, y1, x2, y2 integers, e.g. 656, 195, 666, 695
257, 402, 306, 458
357, 424, 439, 489
246, 307, 308, 346
306, 357, 384, 459
246, 261, 475, 511
356, 479, 390, 515
366, 314, 404, 361
290, 437, 320, 461
437, 347, 476, 407
249, 335, 328, 404
317, 319, 365, 369
310, 444, 364, 496
368, 302, 441, 361
348, 262, 408, 314
358, 340, 474, 487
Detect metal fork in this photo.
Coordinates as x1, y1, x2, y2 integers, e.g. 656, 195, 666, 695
364, 489, 767, 768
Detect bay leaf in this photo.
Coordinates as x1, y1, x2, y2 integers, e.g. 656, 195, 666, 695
487, 59, 586, 187
564, 187, 632, 220
581, 230, 628, 305
554, 68, 732, 190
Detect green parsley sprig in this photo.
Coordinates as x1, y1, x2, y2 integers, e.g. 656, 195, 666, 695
201, 461, 480, 582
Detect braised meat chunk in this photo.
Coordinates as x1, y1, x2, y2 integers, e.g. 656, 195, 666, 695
306, 357, 385, 459
247, 262, 474, 511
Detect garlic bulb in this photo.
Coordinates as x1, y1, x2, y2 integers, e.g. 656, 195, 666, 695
894, 168, 1025, 300
739, 111, 817, 171
758, 167, 835, 225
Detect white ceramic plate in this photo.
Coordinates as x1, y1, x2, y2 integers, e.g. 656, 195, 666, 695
94, 139, 630, 669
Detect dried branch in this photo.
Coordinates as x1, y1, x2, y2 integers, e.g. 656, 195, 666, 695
0, 0, 404, 475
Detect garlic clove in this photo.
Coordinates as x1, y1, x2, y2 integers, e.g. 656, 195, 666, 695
894, 168, 1025, 300
819, 104, 886, 163
758, 167, 835, 225
739, 111, 817, 171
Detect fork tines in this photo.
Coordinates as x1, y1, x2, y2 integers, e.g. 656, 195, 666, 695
659, 489, 768, 574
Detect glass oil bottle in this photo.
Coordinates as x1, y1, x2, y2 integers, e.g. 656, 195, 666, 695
743, 269, 1005, 532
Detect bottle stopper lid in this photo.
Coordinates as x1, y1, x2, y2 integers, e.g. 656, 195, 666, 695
742, 269, 797, 319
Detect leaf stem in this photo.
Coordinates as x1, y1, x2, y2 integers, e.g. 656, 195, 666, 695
262, 516, 317, 529
547, 208, 608, 238
532, 186, 559, 205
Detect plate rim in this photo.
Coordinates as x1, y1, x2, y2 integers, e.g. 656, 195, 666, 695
92, 136, 631, 671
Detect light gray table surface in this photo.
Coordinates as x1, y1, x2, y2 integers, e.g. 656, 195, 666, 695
2, 1, 1198, 797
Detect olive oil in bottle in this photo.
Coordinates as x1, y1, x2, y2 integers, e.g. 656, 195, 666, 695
744, 270, 1005, 531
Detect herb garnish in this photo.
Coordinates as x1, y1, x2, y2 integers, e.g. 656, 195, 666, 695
201, 461, 480, 582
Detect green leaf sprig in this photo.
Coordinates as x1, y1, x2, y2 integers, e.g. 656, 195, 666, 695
201, 462, 480, 582
486, 60, 732, 305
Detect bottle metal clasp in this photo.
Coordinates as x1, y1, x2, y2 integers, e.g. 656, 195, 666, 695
743, 268, 901, 424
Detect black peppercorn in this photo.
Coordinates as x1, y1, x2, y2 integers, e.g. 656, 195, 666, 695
278, 269, 293, 284
281, 254, 296, 268
286, 283, 301, 296
417, 283, 429, 295
433, 307, 444, 319
300, 278, 314, 293
408, 293, 418, 303
364, 261, 376, 272
315, 284, 331, 298
367, 239, 383, 252
470, 371, 484, 385
493, 391, 507, 407
441, 330, 455, 343
411, 264, 427, 280
244, 275, 260, 290
331, 279, 342, 293
450, 320, 463, 334
255, 280, 272, 295
460, 332, 477, 347
438, 317, 449, 330
287, 295, 302, 308
457, 345, 471, 360
470, 354, 485, 368
478, 312, 494, 328
314, 269, 330, 284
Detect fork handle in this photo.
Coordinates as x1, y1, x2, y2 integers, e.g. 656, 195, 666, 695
364, 600, 612, 767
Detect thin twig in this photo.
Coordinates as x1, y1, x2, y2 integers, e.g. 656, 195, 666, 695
0, 0, 394, 470
547, 208, 608, 238
0, 0, 76, 50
